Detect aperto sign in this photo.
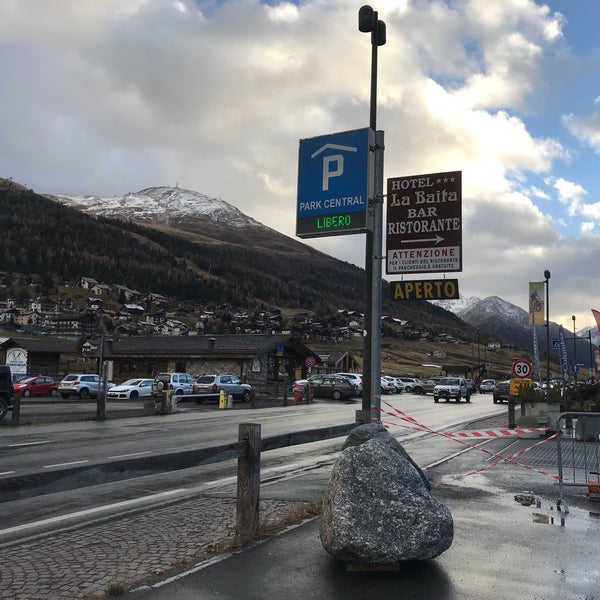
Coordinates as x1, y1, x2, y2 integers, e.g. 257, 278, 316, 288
296, 128, 374, 239
391, 278, 459, 301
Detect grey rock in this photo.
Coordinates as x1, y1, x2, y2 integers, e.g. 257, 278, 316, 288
320, 424, 453, 563
342, 423, 431, 490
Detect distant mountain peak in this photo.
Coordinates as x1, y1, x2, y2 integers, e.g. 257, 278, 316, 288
429, 294, 481, 316
49, 186, 263, 229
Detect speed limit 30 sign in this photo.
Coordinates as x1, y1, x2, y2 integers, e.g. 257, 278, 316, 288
512, 359, 533, 379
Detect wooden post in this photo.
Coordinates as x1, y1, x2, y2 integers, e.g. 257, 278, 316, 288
11, 393, 21, 425
236, 423, 261, 543
508, 394, 516, 429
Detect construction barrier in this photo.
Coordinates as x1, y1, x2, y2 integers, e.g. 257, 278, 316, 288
377, 400, 560, 487
557, 412, 600, 511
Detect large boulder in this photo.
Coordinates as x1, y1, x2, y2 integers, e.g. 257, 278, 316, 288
320, 423, 453, 563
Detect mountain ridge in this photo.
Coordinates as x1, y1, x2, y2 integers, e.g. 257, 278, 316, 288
3, 178, 598, 362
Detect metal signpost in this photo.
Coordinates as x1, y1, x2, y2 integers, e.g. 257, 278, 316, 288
386, 170, 462, 275
295, 5, 385, 424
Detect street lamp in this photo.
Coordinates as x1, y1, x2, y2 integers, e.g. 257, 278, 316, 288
589, 330, 594, 380
572, 314, 577, 385
358, 5, 386, 423
477, 329, 481, 377
544, 270, 551, 387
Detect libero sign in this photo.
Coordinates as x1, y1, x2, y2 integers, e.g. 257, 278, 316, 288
391, 278, 459, 301
386, 171, 462, 274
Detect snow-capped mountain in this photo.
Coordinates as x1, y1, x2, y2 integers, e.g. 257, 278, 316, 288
429, 295, 482, 316
49, 186, 263, 229
434, 295, 599, 366
47, 183, 599, 358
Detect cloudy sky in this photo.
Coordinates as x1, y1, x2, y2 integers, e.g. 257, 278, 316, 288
2, 0, 600, 330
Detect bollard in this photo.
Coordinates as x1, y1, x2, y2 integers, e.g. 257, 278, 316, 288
161, 389, 172, 414
227, 394, 234, 409
219, 389, 227, 409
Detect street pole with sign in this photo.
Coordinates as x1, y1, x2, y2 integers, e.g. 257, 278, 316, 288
358, 5, 385, 423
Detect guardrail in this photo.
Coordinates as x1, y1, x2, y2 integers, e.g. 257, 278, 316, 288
0, 421, 358, 542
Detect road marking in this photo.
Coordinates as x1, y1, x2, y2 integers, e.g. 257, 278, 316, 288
8, 440, 50, 448
43, 460, 89, 469
108, 451, 152, 459
0, 489, 188, 538
0, 471, 16, 476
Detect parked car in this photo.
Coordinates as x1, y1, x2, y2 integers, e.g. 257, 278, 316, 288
433, 377, 470, 403
58, 374, 114, 399
396, 377, 422, 393
193, 373, 252, 402
13, 375, 58, 397
465, 379, 478, 395
479, 379, 496, 394
151, 372, 196, 398
303, 374, 357, 401
493, 380, 511, 404
383, 376, 405, 393
336, 373, 363, 393
380, 377, 397, 395
0, 365, 14, 421
412, 377, 444, 395
106, 378, 154, 400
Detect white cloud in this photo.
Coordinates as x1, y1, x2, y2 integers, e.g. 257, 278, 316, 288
0, 0, 599, 328
563, 96, 600, 153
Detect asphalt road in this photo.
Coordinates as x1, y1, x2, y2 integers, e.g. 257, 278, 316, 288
0, 392, 506, 537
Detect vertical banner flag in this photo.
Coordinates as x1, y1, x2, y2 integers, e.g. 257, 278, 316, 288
558, 325, 569, 387
532, 316, 541, 382
592, 309, 600, 333
528, 282, 544, 326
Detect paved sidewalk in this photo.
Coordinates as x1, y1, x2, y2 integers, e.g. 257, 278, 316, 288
0, 493, 313, 600
3, 419, 600, 600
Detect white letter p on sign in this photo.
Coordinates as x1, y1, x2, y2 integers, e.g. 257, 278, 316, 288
322, 154, 343, 191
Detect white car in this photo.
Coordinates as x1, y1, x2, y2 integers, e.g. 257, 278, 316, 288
381, 377, 397, 394
433, 377, 470, 403
336, 373, 363, 393
383, 376, 405, 393
396, 377, 422, 393
106, 378, 154, 400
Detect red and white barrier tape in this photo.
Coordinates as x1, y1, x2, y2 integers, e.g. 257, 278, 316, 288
445, 427, 550, 439
377, 400, 560, 485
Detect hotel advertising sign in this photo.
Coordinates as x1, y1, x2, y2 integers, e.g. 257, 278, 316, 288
386, 171, 462, 274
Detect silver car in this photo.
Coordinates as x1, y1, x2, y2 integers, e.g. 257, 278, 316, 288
193, 374, 252, 402
58, 373, 113, 399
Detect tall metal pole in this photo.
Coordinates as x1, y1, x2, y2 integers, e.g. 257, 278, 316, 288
477, 329, 481, 379
572, 315, 577, 386
589, 330, 593, 380
97, 334, 106, 421
359, 5, 385, 423
544, 270, 551, 388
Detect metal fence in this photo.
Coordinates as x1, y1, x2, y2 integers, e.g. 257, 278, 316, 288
557, 412, 600, 512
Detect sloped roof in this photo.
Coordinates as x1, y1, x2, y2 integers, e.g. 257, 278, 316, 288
104, 334, 318, 360
0, 336, 79, 353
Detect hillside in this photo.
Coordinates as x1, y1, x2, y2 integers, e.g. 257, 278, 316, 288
0, 178, 476, 341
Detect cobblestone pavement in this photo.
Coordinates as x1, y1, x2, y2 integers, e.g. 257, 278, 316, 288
0, 495, 310, 600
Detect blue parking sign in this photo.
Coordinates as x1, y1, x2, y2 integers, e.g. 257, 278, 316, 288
296, 128, 373, 238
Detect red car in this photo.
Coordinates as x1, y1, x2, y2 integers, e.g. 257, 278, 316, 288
13, 375, 58, 397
